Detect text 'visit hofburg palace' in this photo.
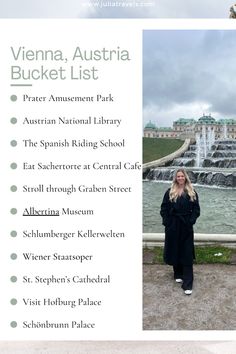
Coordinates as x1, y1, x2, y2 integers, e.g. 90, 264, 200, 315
144, 115, 236, 140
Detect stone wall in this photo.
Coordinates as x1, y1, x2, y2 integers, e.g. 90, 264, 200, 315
143, 138, 191, 174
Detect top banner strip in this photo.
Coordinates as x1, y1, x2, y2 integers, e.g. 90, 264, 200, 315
0, 0, 236, 19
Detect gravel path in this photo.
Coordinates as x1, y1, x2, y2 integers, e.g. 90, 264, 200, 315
143, 264, 236, 330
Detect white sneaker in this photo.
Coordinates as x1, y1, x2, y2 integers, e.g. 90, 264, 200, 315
184, 290, 192, 295
175, 278, 183, 283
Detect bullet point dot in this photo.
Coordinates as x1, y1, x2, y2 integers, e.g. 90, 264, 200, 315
10, 230, 17, 237
10, 95, 17, 102
10, 208, 17, 215
10, 276, 17, 283
10, 298, 17, 305
10, 117, 17, 124
10, 140, 17, 147
10, 163, 17, 169
10, 321, 17, 328
10, 253, 17, 260
10, 185, 17, 192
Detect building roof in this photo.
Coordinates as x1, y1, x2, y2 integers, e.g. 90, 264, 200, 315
174, 118, 196, 125
216, 119, 236, 125
156, 127, 173, 131
197, 115, 216, 124
144, 121, 156, 129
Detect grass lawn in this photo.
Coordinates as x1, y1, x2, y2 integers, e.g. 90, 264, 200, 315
144, 246, 235, 264
143, 137, 183, 163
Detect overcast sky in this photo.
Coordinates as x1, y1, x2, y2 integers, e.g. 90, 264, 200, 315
0, 0, 235, 18
143, 30, 236, 127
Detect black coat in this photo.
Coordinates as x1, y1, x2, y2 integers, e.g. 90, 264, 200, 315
160, 188, 200, 266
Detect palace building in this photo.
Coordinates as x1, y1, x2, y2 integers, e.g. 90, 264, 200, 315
144, 115, 236, 140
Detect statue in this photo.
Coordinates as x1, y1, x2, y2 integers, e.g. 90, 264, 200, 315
229, 4, 236, 18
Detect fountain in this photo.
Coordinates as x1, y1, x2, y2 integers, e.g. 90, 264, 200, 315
223, 123, 228, 139
143, 127, 236, 187
169, 125, 215, 168
195, 134, 201, 168
202, 125, 207, 158
208, 129, 215, 152
203, 140, 236, 168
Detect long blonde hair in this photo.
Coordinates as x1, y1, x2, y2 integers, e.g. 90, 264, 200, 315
169, 168, 196, 202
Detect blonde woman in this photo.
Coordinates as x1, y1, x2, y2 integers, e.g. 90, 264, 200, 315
160, 169, 200, 295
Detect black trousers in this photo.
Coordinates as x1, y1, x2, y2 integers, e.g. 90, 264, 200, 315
173, 264, 193, 290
